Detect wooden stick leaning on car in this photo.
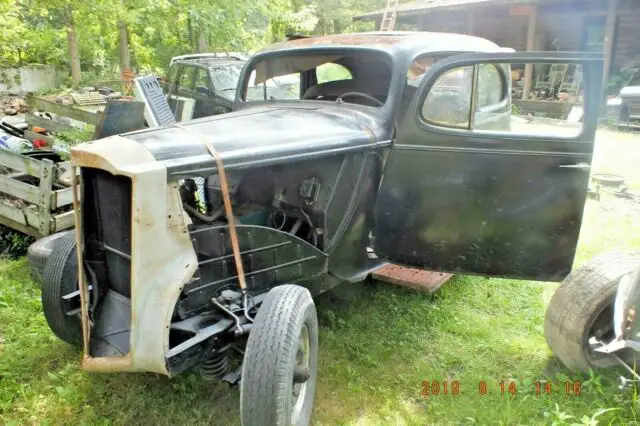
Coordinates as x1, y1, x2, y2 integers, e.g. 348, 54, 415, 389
71, 164, 90, 355
174, 124, 248, 292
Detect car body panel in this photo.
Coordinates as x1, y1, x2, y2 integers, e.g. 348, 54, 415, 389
124, 105, 389, 180
72, 136, 198, 375
375, 51, 603, 281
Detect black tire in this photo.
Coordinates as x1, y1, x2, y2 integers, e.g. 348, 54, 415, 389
27, 231, 71, 284
544, 252, 640, 371
240, 285, 318, 426
41, 231, 82, 346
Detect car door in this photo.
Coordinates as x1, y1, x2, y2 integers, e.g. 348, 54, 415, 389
190, 66, 218, 118
166, 63, 198, 121
375, 52, 603, 281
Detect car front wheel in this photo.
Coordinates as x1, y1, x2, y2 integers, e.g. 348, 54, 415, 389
240, 284, 318, 426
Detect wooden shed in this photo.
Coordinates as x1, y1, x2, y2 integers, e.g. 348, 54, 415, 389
354, 0, 640, 98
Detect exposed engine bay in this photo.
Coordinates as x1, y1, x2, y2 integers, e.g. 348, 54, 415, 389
167, 154, 369, 377
72, 148, 378, 380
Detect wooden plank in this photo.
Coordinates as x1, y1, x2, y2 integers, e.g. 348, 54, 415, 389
0, 198, 41, 235
0, 149, 43, 177
522, 5, 538, 100
51, 187, 74, 209
26, 113, 76, 134
603, 0, 619, 91
25, 95, 101, 126
23, 130, 56, 146
37, 160, 54, 235
0, 214, 42, 238
0, 175, 40, 204
71, 92, 106, 106
53, 210, 75, 233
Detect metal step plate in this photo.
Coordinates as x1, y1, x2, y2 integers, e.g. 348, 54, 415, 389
372, 264, 452, 293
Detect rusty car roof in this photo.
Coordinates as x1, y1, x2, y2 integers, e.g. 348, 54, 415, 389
257, 31, 501, 57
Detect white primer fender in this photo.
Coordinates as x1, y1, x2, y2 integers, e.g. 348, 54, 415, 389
72, 135, 198, 375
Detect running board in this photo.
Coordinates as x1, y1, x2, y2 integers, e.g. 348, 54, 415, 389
371, 264, 453, 293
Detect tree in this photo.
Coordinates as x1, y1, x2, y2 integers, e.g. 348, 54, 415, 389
2, 0, 388, 87
63, 4, 81, 87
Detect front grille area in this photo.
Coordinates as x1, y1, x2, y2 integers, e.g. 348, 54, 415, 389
81, 168, 133, 356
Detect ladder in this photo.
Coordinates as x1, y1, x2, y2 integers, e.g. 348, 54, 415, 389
379, 0, 400, 31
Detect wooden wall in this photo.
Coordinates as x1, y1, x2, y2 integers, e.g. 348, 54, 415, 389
614, 5, 640, 69
406, 0, 640, 74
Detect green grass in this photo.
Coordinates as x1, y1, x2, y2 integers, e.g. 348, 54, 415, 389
1, 129, 640, 425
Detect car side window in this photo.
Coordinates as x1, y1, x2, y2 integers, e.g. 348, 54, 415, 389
421, 66, 473, 128
316, 63, 352, 84
178, 65, 194, 91
420, 61, 584, 138
476, 64, 505, 109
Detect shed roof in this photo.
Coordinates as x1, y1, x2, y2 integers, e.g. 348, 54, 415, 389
353, 0, 541, 21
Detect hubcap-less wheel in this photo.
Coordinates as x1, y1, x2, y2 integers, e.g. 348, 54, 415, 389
291, 325, 310, 424
240, 285, 318, 426
545, 252, 640, 371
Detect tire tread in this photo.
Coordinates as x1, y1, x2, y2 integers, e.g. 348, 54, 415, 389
240, 285, 318, 426
544, 252, 640, 371
41, 232, 81, 345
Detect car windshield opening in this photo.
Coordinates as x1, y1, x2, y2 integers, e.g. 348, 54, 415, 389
243, 51, 392, 107
210, 64, 244, 99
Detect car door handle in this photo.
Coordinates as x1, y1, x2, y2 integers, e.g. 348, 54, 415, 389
558, 163, 591, 170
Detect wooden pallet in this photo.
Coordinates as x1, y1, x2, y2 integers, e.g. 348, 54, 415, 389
0, 149, 75, 237
71, 92, 107, 106
372, 264, 453, 293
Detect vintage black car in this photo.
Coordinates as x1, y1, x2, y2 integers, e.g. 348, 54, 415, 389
40, 32, 605, 425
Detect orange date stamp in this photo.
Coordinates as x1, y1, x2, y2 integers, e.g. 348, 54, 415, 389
420, 380, 582, 397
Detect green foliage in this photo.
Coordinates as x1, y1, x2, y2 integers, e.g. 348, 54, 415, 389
55, 129, 94, 145
1, 0, 385, 83
0, 226, 34, 258
317, 62, 352, 83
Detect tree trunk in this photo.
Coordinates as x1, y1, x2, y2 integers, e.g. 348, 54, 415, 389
117, 20, 131, 73
198, 32, 207, 53
65, 6, 81, 88
187, 15, 194, 50
333, 19, 343, 34
117, 19, 132, 93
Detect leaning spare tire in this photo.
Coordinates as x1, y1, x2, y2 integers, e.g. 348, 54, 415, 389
27, 231, 72, 284
41, 231, 82, 346
544, 252, 640, 371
